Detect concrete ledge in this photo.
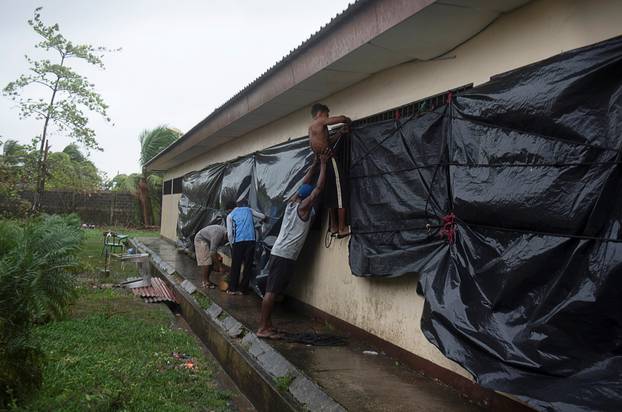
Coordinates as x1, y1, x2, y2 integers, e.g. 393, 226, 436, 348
132, 239, 345, 412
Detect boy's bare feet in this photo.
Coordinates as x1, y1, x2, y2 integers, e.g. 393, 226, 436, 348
336, 229, 351, 238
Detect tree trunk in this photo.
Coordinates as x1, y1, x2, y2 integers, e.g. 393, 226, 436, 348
32, 55, 64, 213
138, 177, 153, 227
32, 142, 50, 213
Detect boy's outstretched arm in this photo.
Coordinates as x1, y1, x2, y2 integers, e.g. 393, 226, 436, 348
325, 115, 351, 126
328, 125, 350, 145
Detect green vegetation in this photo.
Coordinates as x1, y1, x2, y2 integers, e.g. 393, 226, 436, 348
3, 7, 118, 211
4, 224, 232, 410
0, 140, 36, 216
194, 292, 212, 310
0, 214, 82, 407
45, 145, 102, 191
13, 289, 231, 412
78, 227, 158, 284
275, 374, 295, 392
108, 126, 181, 226
0, 140, 105, 217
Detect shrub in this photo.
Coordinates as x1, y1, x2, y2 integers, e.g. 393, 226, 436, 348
0, 214, 83, 407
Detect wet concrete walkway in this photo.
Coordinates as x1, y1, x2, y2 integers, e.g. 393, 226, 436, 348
140, 237, 484, 412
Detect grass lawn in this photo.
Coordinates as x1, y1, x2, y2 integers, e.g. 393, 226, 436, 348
13, 228, 233, 412
79, 227, 159, 284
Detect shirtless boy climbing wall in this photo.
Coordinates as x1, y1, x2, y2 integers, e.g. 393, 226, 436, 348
308, 103, 351, 238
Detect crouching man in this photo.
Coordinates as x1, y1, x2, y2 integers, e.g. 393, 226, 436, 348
194, 224, 228, 288
257, 148, 330, 339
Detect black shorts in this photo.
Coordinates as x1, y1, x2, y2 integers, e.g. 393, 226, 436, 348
266, 254, 296, 294
325, 157, 348, 209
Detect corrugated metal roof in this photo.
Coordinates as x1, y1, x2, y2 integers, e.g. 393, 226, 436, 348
130, 277, 177, 303
144, 0, 367, 169
146, 0, 532, 172
208, 1, 366, 117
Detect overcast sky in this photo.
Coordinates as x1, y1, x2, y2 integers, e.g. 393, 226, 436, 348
0, 0, 351, 178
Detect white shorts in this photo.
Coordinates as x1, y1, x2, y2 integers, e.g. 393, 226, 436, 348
194, 237, 213, 266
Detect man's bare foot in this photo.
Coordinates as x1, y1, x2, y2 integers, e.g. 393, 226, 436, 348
257, 328, 283, 339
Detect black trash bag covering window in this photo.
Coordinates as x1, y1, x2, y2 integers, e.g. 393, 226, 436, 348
348, 35, 622, 411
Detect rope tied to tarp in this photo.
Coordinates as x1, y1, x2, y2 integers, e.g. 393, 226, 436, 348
440, 212, 456, 244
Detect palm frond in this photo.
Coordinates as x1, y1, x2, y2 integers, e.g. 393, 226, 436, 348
146, 173, 163, 190
139, 125, 181, 168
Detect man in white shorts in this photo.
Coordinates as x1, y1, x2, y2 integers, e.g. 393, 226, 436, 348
257, 148, 330, 339
194, 224, 227, 288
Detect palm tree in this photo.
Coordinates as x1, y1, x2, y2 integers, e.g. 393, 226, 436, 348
136, 126, 181, 226
0, 139, 37, 192
109, 173, 141, 192
1, 139, 32, 169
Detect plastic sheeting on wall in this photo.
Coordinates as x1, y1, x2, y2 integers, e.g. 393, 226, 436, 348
176, 138, 313, 293
349, 35, 622, 411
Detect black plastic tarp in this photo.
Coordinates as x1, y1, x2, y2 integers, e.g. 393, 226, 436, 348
177, 163, 225, 250
177, 138, 313, 292
349, 36, 622, 411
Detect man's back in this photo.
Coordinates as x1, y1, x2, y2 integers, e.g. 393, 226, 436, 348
228, 207, 256, 243
308, 119, 329, 153
196, 225, 226, 247
271, 202, 315, 261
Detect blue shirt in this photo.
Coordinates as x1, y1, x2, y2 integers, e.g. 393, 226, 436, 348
226, 207, 265, 243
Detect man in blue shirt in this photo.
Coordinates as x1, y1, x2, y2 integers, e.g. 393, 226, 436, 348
226, 199, 266, 295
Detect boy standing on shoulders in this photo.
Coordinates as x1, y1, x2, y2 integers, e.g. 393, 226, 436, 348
257, 148, 331, 339
308, 103, 351, 238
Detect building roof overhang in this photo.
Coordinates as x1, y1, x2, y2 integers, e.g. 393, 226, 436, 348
146, 0, 530, 172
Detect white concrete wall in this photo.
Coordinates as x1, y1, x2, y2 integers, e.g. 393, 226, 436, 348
161, 193, 181, 240
161, 0, 622, 379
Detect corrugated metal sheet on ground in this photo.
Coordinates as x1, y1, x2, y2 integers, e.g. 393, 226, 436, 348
130, 277, 176, 303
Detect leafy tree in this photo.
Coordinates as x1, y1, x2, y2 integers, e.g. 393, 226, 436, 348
1, 139, 34, 168
3, 7, 118, 211
139, 126, 182, 167
0, 141, 103, 209
137, 126, 181, 226
45, 149, 102, 191
109, 173, 142, 193
0, 140, 37, 216
61, 143, 86, 163
108, 127, 180, 226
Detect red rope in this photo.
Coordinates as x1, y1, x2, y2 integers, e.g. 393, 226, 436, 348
440, 213, 456, 244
